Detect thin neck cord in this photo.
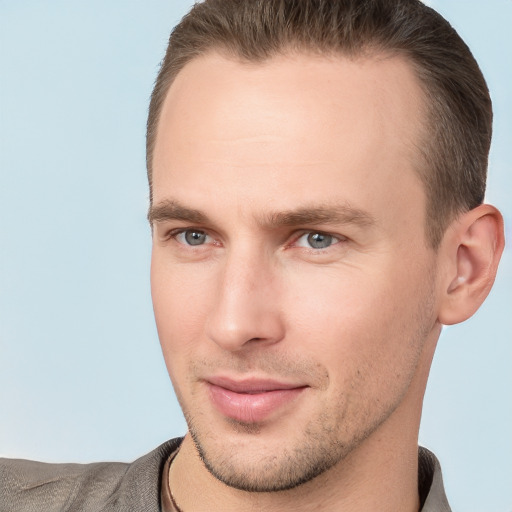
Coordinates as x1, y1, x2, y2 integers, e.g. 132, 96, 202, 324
168, 484, 184, 512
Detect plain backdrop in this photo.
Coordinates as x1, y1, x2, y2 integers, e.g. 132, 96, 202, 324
0, 1, 510, 511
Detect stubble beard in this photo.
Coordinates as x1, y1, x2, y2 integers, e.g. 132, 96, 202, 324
186, 408, 357, 492
183, 375, 411, 494
178, 266, 438, 493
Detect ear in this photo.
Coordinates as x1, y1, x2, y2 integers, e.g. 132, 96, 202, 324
437, 204, 505, 325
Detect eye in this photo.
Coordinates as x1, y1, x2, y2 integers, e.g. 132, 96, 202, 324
175, 229, 211, 246
294, 232, 342, 249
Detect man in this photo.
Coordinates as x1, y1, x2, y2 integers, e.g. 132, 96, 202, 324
0, 0, 505, 511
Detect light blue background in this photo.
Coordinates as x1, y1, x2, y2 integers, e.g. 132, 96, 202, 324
0, 2, 510, 511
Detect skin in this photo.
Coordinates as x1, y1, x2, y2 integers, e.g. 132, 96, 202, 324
149, 52, 504, 511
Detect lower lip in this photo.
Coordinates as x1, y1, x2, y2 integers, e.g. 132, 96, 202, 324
207, 384, 306, 424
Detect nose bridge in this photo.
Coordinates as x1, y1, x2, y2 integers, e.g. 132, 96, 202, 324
206, 241, 283, 351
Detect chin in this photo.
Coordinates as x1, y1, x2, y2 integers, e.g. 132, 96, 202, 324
185, 408, 375, 493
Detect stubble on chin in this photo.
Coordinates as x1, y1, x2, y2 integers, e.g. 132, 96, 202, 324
174, 278, 437, 494
187, 411, 351, 492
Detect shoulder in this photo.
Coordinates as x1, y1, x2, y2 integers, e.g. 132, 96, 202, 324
0, 457, 129, 512
0, 438, 183, 512
418, 446, 452, 512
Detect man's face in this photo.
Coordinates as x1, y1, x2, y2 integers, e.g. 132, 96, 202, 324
150, 52, 440, 491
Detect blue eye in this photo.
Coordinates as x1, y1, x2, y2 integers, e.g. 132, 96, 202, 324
176, 230, 209, 246
295, 232, 339, 249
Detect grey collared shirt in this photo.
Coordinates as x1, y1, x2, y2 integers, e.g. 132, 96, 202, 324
161, 444, 452, 512
1, 440, 451, 511
419, 446, 452, 511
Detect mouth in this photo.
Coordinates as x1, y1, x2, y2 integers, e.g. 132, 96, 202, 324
205, 376, 308, 424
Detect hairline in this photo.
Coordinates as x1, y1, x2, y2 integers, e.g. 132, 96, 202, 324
147, 45, 445, 248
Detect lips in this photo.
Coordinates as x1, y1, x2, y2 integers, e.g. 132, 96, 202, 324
206, 376, 307, 424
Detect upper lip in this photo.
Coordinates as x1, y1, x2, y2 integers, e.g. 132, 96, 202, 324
206, 376, 307, 393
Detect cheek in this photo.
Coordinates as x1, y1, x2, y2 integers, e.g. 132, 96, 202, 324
283, 264, 427, 384
284, 266, 394, 343
151, 254, 214, 362
284, 269, 431, 438
151, 262, 217, 406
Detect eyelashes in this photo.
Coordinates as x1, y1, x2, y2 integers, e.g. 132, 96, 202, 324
294, 232, 344, 250
166, 228, 347, 252
174, 229, 212, 246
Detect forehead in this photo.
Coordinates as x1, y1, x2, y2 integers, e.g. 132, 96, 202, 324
151, 51, 427, 232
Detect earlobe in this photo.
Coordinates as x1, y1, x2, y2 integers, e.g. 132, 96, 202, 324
438, 204, 504, 326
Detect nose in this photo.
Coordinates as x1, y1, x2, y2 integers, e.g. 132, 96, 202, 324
205, 250, 285, 352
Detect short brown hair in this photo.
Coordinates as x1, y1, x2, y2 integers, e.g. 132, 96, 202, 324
146, 0, 492, 247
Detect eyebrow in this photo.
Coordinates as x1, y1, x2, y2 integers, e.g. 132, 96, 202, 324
148, 199, 375, 229
148, 200, 207, 225
262, 205, 375, 228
